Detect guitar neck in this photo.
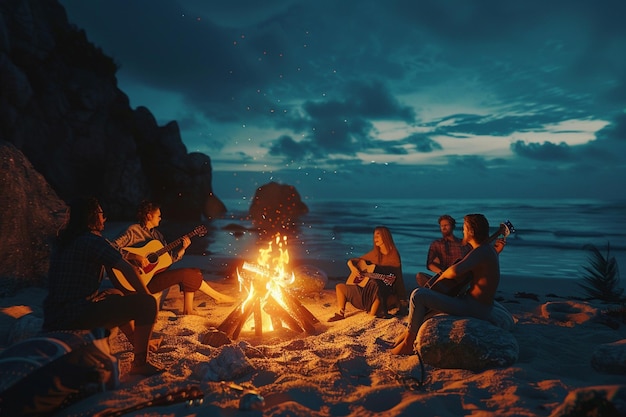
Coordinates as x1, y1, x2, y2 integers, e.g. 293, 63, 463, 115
156, 230, 200, 257
364, 272, 390, 280
487, 223, 508, 243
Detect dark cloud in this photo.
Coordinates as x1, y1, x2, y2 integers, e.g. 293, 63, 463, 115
446, 155, 489, 171
596, 112, 626, 142
268, 135, 315, 162
269, 80, 415, 157
404, 133, 442, 153
59, 0, 626, 200
510, 140, 572, 161
433, 113, 556, 137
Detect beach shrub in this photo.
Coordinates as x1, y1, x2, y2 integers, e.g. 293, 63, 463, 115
578, 243, 623, 302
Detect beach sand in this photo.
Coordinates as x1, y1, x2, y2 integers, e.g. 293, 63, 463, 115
1, 254, 624, 416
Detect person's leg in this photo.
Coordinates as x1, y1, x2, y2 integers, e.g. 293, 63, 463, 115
328, 283, 348, 321
150, 268, 235, 313
198, 280, 235, 304
123, 294, 161, 375
391, 287, 423, 354
391, 288, 492, 355
67, 292, 162, 375
368, 297, 381, 316
149, 268, 201, 314
182, 291, 196, 315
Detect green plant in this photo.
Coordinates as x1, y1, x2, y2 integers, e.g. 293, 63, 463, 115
578, 243, 623, 302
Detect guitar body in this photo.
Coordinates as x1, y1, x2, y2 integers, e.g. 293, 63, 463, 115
345, 260, 396, 287
425, 271, 473, 297
110, 225, 207, 292
112, 240, 173, 292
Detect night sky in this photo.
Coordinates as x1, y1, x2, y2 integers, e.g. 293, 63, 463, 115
59, 0, 626, 201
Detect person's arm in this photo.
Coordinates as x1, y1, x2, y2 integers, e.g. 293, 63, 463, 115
437, 249, 478, 283
426, 242, 443, 273
172, 236, 191, 262
110, 226, 149, 267
493, 238, 506, 254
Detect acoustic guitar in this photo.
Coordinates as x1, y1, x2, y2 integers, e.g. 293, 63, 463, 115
345, 259, 396, 287
111, 225, 207, 292
424, 220, 515, 297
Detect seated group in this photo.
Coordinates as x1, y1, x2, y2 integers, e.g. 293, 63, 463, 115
43, 197, 505, 376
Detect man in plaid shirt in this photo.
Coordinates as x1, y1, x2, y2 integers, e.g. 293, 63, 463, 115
43, 197, 163, 376
416, 215, 470, 287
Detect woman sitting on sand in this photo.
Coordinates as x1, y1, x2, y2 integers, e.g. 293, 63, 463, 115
110, 200, 235, 315
328, 226, 407, 321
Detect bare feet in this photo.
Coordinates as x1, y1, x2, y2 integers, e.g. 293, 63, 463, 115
213, 294, 236, 304
181, 308, 205, 316
130, 360, 165, 376
391, 331, 406, 348
390, 339, 415, 355
390, 330, 416, 355
148, 336, 163, 352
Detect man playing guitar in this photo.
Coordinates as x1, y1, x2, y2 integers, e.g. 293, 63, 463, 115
391, 214, 509, 355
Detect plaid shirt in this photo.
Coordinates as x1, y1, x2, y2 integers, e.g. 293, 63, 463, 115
426, 237, 471, 271
43, 232, 123, 330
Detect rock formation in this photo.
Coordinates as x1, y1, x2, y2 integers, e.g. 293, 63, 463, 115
0, 0, 224, 221
248, 181, 309, 234
0, 142, 67, 292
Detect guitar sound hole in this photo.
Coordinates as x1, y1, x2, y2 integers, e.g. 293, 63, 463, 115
147, 253, 159, 263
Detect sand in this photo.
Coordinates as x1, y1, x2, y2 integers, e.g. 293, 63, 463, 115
1, 254, 624, 416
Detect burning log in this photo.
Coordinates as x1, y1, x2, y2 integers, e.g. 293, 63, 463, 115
218, 295, 263, 340
263, 295, 303, 333
282, 289, 319, 330
217, 234, 320, 339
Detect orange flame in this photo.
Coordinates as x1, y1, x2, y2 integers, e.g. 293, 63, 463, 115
236, 233, 295, 332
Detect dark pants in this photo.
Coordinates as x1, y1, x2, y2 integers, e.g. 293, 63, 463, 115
147, 268, 203, 293
49, 289, 157, 330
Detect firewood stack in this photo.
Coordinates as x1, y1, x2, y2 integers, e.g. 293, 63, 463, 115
217, 263, 319, 339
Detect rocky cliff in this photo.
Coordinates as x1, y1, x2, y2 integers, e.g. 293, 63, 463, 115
0, 0, 224, 221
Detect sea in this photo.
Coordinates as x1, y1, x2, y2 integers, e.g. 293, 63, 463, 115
201, 198, 626, 286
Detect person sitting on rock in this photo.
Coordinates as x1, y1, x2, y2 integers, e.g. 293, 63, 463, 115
109, 200, 235, 315
328, 226, 407, 321
391, 214, 505, 355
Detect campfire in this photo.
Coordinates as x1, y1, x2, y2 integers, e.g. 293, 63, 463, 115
218, 234, 319, 339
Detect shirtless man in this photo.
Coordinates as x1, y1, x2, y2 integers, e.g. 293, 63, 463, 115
391, 213, 501, 355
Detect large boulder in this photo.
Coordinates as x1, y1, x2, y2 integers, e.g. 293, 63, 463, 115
0, 142, 66, 291
249, 182, 308, 233
417, 313, 519, 371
